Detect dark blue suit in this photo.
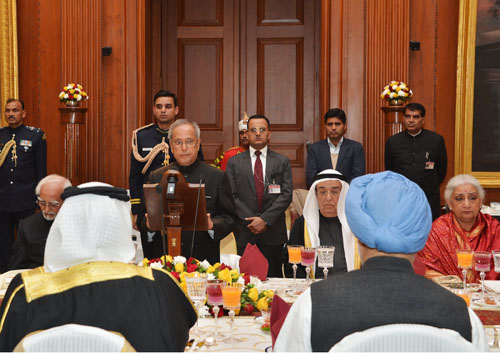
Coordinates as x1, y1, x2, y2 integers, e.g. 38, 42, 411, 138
306, 138, 365, 187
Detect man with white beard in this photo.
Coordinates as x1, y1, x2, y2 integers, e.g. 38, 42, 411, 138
8, 174, 71, 269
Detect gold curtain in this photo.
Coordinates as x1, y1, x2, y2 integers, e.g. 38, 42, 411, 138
0, 0, 19, 127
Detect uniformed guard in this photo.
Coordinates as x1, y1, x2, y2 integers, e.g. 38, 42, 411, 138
0, 98, 47, 273
129, 90, 204, 226
212, 112, 249, 171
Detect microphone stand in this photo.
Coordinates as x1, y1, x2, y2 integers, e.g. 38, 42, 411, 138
156, 184, 168, 269
190, 178, 203, 259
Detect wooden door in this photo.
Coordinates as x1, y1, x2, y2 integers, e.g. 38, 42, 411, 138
152, 0, 320, 188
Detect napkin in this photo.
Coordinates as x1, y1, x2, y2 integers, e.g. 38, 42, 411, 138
220, 254, 241, 272
238, 243, 268, 281
270, 294, 291, 348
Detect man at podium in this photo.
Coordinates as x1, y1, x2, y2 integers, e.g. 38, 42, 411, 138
137, 119, 233, 263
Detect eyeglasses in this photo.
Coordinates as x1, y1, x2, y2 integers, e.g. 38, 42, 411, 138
172, 139, 197, 147
249, 127, 267, 133
36, 197, 61, 209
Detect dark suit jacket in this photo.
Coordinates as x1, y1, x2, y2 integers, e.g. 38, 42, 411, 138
306, 138, 365, 187
225, 148, 293, 250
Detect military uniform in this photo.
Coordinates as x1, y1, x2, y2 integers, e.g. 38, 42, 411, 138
129, 123, 204, 215
213, 146, 245, 171
0, 124, 47, 272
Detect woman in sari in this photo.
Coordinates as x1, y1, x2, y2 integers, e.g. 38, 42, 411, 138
418, 174, 500, 282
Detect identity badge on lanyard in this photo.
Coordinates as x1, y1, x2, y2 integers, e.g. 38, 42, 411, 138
268, 178, 281, 194
424, 151, 435, 170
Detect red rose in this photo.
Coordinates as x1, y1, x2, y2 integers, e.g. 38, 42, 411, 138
243, 303, 254, 314
243, 274, 251, 285
186, 263, 197, 273
170, 271, 180, 280
166, 261, 172, 269
68, 95, 74, 100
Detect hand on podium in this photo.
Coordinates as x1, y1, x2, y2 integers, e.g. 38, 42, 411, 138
207, 213, 214, 230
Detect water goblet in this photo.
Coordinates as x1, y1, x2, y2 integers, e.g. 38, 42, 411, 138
473, 251, 491, 302
492, 250, 500, 273
456, 249, 473, 290
287, 245, 303, 285
317, 245, 335, 280
222, 283, 243, 343
300, 247, 317, 284
206, 279, 225, 342
185, 273, 208, 338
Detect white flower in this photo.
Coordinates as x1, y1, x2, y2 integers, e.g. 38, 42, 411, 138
173, 256, 186, 265
198, 305, 210, 318
237, 276, 245, 285
149, 261, 163, 269
389, 92, 396, 98
64, 94, 69, 99
250, 276, 262, 290
76, 94, 82, 101
200, 260, 211, 270
397, 90, 405, 97
207, 273, 216, 281
391, 84, 398, 90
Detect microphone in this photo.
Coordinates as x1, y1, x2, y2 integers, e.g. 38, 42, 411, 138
166, 175, 178, 198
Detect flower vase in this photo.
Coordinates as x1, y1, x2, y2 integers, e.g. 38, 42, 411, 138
65, 100, 80, 107
388, 99, 405, 106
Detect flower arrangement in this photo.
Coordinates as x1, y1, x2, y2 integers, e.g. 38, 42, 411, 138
142, 255, 244, 292
241, 282, 274, 314
58, 83, 88, 103
380, 80, 413, 103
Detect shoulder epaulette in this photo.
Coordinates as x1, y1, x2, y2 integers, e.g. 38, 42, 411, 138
25, 126, 43, 133
134, 123, 154, 133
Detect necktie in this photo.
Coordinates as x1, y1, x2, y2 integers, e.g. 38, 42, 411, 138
254, 150, 264, 211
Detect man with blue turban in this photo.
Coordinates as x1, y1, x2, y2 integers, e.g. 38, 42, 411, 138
274, 171, 487, 352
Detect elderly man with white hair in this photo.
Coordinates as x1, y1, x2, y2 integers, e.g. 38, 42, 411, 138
274, 171, 487, 352
284, 169, 361, 278
0, 182, 196, 352
8, 174, 71, 270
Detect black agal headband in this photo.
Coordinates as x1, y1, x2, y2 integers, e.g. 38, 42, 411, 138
313, 173, 347, 183
61, 185, 130, 202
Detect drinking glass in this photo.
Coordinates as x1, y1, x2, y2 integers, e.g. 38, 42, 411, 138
474, 251, 491, 302
206, 279, 225, 342
287, 245, 303, 285
492, 250, 500, 273
456, 249, 473, 290
185, 274, 207, 337
222, 283, 243, 343
317, 245, 335, 280
300, 247, 317, 284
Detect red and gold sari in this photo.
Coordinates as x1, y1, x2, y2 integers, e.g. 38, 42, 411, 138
418, 212, 500, 282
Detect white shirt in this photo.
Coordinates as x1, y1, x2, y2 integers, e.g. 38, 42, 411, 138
249, 145, 268, 183
274, 287, 489, 352
327, 136, 344, 155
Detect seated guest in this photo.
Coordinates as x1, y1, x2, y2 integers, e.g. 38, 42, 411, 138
283, 169, 361, 278
137, 119, 234, 263
418, 174, 500, 282
8, 174, 71, 270
274, 171, 487, 352
0, 182, 196, 352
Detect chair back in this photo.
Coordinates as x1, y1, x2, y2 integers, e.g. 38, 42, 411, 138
329, 324, 477, 352
14, 324, 136, 352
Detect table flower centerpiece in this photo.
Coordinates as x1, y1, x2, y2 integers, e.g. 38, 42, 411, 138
380, 80, 413, 106
58, 83, 88, 107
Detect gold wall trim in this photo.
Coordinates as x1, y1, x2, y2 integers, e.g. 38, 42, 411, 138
22, 262, 154, 303
455, 0, 500, 187
0, 0, 19, 127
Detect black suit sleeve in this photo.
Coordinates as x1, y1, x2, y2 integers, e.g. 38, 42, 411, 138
436, 136, 447, 184
211, 173, 235, 241
306, 145, 320, 188
384, 139, 393, 171
351, 141, 366, 181
7, 220, 29, 270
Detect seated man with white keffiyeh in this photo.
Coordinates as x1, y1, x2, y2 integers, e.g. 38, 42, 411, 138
283, 169, 361, 279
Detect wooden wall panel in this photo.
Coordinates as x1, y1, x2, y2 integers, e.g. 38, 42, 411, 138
178, 39, 223, 129
365, 0, 410, 173
178, 0, 223, 26
257, 38, 303, 130
258, 0, 304, 25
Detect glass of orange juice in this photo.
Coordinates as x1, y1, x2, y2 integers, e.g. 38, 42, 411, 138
287, 245, 303, 285
222, 283, 243, 343
456, 249, 473, 290
452, 288, 471, 307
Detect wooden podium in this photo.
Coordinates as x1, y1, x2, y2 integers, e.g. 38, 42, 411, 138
143, 170, 208, 257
